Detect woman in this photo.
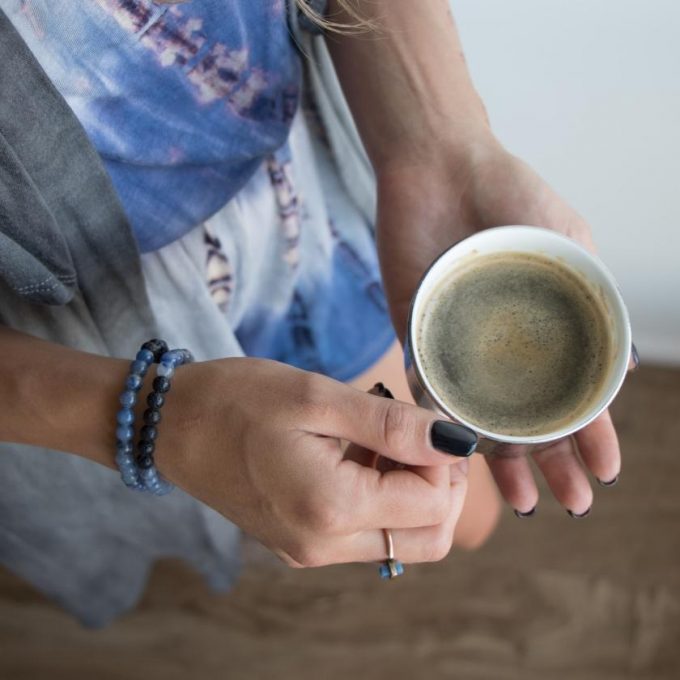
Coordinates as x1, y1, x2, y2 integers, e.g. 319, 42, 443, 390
0, 0, 626, 627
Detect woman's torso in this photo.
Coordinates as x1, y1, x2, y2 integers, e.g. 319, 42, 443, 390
3, 0, 301, 252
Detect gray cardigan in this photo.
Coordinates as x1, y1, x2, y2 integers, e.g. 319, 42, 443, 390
0, 4, 371, 626
0, 11, 240, 627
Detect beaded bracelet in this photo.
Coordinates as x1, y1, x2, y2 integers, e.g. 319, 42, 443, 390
115, 339, 167, 491
135, 347, 193, 496
114, 340, 193, 496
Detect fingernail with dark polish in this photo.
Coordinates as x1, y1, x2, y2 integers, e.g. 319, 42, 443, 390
631, 343, 640, 372
597, 475, 619, 487
514, 507, 536, 519
567, 507, 591, 519
372, 382, 395, 400
430, 420, 478, 457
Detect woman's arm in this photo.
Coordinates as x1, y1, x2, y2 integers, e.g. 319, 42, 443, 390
0, 325, 126, 469
326, 0, 623, 517
325, 0, 490, 176
0, 326, 476, 567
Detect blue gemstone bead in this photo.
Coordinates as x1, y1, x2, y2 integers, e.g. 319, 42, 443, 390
120, 465, 140, 485
129, 359, 148, 376
142, 339, 169, 362
154, 481, 173, 496
394, 561, 405, 576
137, 440, 155, 457
125, 374, 143, 391
143, 408, 161, 426
140, 425, 158, 442
119, 465, 137, 480
123, 476, 141, 490
153, 376, 170, 393
147, 392, 165, 409
119, 465, 137, 479
179, 349, 194, 363
162, 483, 174, 495
378, 564, 391, 580
137, 453, 154, 469
156, 362, 175, 378
136, 348, 154, 364
140, 467, 159, 484
116, 408, 134, 425
116, 441, 134, 456
161, 350, 181, 366
119, 390, 137, 408
116, 457, 132, 467
116, 424, 134, 442
115, 451, 130, 467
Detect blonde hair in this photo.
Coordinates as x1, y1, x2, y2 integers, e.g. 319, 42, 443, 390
295, 0, 371, 33
155, 1, 370, 33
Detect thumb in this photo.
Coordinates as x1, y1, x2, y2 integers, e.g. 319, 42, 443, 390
310, 378, 478, 466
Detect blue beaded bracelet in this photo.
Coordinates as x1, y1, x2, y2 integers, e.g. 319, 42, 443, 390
115, 340, 165, 491
135, 348, 193, 496
114, 340, 192, 496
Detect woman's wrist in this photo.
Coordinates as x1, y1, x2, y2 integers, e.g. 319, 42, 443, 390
375, 132, 506, 230
70, 353, 131, 470
326, 0, 495, 177
372, 121, 497, 180
0, 327, 129, 469
144, 358, 212, 487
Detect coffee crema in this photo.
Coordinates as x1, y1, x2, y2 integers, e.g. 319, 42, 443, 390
416, 251, 614, 437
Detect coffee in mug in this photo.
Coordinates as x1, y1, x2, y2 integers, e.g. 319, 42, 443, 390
416, 251, 614, 437
405, 226, 631, 446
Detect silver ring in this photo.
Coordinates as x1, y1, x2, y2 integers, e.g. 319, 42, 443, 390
367, 385, 406, 580
379, 528, 404, 579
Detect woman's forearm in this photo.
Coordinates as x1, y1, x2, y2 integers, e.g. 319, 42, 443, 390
0, 326, 127, 469
326, 0, 492, 173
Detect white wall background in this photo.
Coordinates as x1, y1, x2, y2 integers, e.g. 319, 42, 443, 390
453, 0, 680, 364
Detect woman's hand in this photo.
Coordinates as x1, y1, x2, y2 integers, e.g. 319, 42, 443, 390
156, 358, 476, 567
376, 140, 595, 337
376, 138, 627, 517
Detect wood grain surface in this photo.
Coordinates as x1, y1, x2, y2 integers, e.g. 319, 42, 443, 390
1, 365, 679, 679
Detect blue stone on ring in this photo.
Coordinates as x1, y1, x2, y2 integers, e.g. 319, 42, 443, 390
379, 559, 404, 580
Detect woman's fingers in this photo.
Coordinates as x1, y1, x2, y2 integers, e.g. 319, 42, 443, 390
364, 381, 451, 489
483, 415, 616, 516
343, 436, 453, 490
343, 441, 377, 468
280, 451, 468, 567
306, 377, 478, 466
337, 461, 454, 531
485, 444, 539, 514
341, 379, 456, 534
338, 461, 469, 564
573, 410, 621, 486
531, 437, 593, 515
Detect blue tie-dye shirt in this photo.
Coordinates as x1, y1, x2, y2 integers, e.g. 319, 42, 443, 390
3, 0, 396, 381
6, 0, 300, 253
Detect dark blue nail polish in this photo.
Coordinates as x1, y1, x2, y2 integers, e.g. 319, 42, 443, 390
567, 507, 591, 519
597, 475, 619, 487
373, 382, 395, 400
631, 343, 640, 372
430, 421, 478, 457
514, 506, 536, 519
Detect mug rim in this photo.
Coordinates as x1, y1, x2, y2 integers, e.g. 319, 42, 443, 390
406, 225, 632, 445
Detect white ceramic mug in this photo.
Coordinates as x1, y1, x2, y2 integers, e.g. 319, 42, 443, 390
404, 226, 632, 447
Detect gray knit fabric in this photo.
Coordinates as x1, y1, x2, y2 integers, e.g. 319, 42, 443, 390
0, 2, 373, 627
0, 10, 240, 627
